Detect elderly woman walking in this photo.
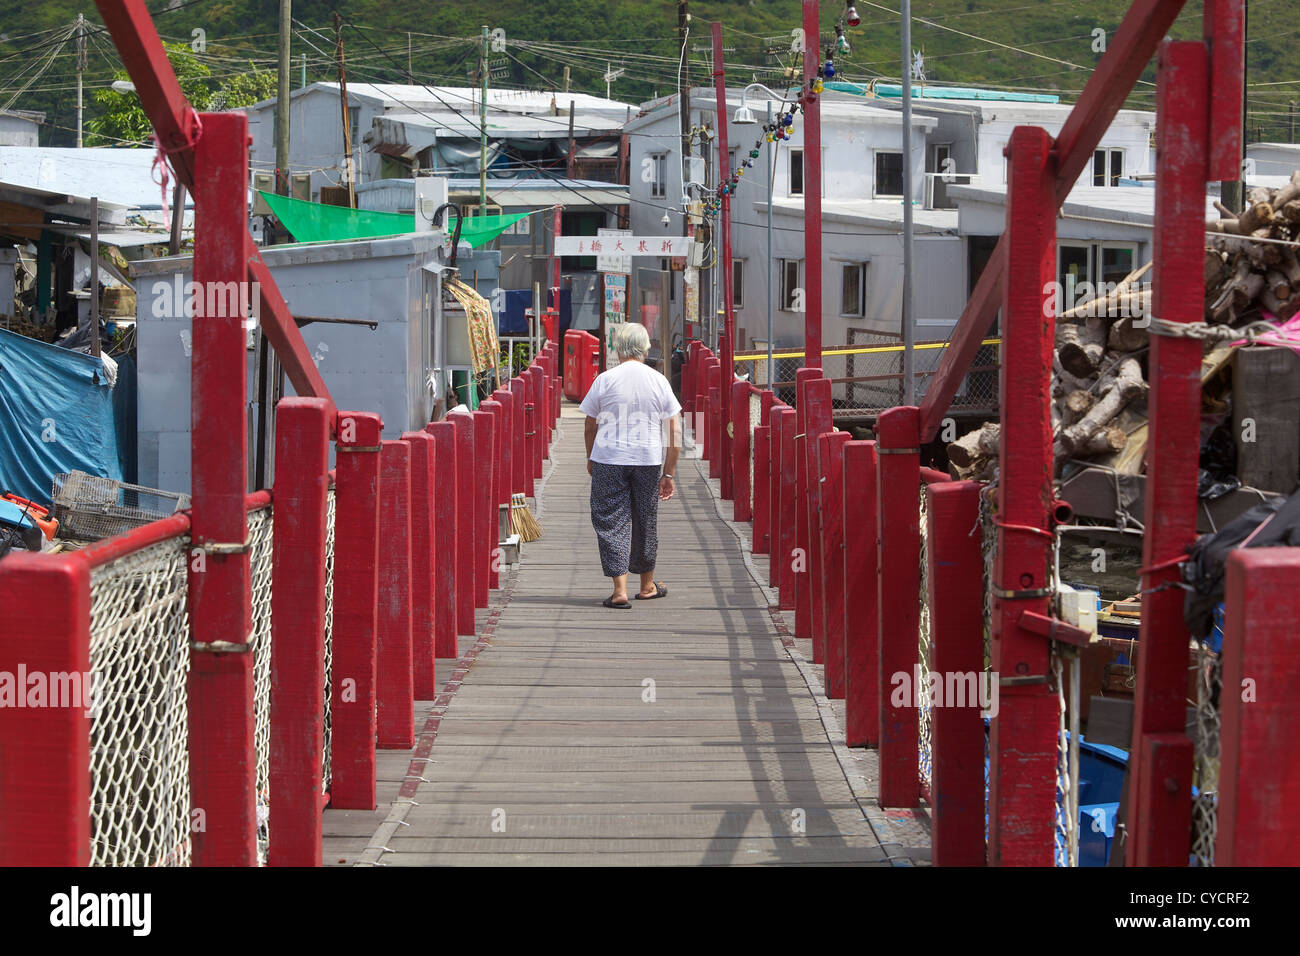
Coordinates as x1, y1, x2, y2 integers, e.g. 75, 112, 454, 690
579, 323, 682, 609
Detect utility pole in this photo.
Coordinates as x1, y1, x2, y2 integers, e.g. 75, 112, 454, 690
480, 25, 489, 213
277, 0, 291, 195
89, 196, 100, 357
334, 12, 355, 207
75, 14, 86, 147
901, 0, 915, 404
678, 1, 691, 350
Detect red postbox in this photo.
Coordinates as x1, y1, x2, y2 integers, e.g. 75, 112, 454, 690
563, 329, 600, 402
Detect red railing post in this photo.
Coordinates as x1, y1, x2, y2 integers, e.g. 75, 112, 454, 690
510, 376, 533, 499
528, 366, 545, 479
424, 421, 459, 660
187, 110, 257, 866
268, 397, 331, 867
536, 355, 552, 457
800, 373, 832, 656
818, 431, 851, 699
473, 409, 496, 605
490, 388, 514, 508
1127, 40, 1207, 867
767, 401, 788, 585
926, 480, 987, 866
450, 413, 477, 636
1216, 549, 1300, 865
876, 405, 921, 809
753, 425, 771, 555
708, 384, 722, 480
376, 440, 414, 749
843, 440, 879, 748
330, 410, 382, 810
731, 381, 752, 522
400, 430, 437, 698
988, 125, 1058, 866
0, 554, 91, 865
773, 406, 797, 607
683, 343, 697, 416
551, 344, 561, 423
480, 399, 504, 590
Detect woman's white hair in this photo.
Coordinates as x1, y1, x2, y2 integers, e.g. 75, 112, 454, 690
612, 322, 651, 359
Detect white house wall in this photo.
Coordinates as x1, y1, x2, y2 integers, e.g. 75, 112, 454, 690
130, 236, 466, 494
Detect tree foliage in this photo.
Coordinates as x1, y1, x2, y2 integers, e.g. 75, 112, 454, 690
85, 41, 275, 147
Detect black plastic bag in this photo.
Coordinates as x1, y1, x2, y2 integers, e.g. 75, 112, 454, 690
1183, 487, 1300, 640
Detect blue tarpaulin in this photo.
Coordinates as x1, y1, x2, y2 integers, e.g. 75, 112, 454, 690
0, 328, 122, 506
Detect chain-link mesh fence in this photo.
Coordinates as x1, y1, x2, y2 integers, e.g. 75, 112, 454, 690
1191, 641, 1221, 867
88, 534, 192, 867
247, 505, 275, 865
80, 489, 339, 867
735, 336, 1001, 417
323, 487, 336, 794
918, 485, 933, 799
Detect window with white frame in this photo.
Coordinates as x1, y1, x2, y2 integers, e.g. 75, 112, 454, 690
649, 152, 667, 198
1093, 148, 1124, 187
874, 150, 904, 198
840, 262, 866, 317
779, 259, 802, 312
789, 148, 804, 196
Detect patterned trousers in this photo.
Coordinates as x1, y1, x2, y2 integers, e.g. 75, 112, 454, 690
589, 462, 661, 578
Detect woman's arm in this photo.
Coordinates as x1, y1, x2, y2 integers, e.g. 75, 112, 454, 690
659, 414, 681, 500
584, 415, 599, 475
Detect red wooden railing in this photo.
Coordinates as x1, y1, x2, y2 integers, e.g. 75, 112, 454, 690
683, 0, 1300, 867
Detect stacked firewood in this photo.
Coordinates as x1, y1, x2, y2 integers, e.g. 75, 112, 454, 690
1206, 170, 1300, 323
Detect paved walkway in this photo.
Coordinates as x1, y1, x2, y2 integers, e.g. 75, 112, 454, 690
323, 402, 930, 866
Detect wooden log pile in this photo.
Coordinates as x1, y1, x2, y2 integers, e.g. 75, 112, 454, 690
1206, 171, 1300, 323
947, 173, 1300, 481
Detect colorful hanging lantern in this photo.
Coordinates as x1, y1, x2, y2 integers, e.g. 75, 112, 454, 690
824, 59, 836, 78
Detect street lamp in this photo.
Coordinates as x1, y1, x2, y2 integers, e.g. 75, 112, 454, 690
731, 82, 799, 127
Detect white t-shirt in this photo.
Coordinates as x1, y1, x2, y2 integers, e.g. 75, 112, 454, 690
579, 360, 682, 466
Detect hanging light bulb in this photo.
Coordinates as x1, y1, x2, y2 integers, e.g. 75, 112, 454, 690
824, 59, 836, 79
750, 148, 759, 159
846, 4, 861, 28
813, 77, 824, 94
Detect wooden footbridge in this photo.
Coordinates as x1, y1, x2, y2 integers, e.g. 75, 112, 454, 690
321, 405, 928, 866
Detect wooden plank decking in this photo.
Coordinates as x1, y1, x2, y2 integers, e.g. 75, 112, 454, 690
323, 402, 931, 866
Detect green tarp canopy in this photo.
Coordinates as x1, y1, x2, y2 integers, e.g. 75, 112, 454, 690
257, 190, 529, 246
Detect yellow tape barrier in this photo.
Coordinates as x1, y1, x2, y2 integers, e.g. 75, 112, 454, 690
731, 337, 1002, 363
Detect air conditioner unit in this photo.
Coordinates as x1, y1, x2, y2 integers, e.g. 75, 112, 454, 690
251, 172, 274, 215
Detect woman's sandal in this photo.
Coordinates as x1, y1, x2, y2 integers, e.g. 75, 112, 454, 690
603, 596, 633, 609
635, 582, 668, 600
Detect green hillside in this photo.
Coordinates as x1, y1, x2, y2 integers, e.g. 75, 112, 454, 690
1, 1, 1296, 146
